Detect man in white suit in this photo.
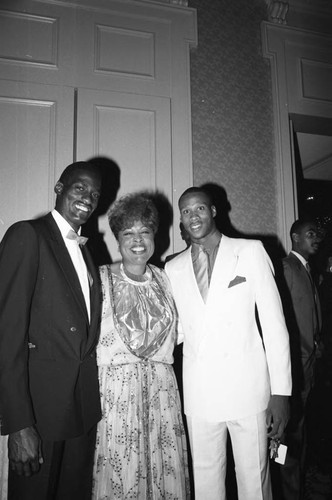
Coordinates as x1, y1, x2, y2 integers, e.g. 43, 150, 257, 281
165, 187, 292, 500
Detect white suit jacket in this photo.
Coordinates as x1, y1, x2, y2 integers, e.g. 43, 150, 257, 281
165, 235, 292, 422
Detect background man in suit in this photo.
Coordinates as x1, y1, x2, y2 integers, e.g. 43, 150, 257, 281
278, 218, 322, 500
165, 187, 292, 500
0, 161, 102, 499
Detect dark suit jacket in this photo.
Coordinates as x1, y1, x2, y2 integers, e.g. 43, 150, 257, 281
0, 213, 102, 440
281, 252, 322, 394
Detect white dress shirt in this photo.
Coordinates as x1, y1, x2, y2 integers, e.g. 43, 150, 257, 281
52, 210, 90, 321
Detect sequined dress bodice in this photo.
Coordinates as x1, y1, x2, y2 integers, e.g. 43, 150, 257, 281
97, 264, 177, 366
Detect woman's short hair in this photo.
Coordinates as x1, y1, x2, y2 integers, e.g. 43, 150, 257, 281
108, 192, 159, 239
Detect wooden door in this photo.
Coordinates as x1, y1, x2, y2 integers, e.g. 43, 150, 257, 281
0, 0, 196, 255
0, 81, 74, 239
76, 88, 172, 262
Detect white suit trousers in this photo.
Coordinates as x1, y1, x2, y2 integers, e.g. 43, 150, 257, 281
186, 411, 272, 500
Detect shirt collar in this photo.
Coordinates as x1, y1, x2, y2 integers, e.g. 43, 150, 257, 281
291, 250, 308, 268
51, 209, 82, 239
191, 230, 222, 257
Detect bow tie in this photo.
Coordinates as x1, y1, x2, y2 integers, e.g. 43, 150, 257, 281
66, 229, 88, 246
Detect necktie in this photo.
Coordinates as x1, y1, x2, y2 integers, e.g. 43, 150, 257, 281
305, 262, 315, 287
66, 229, 88, 246
196, 246, 209, 302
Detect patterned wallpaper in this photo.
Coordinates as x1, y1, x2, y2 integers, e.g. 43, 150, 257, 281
188, 0, 279, 239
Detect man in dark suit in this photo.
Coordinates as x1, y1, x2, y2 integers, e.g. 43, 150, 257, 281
279, 218, 322, 500
0, 161, 102, 499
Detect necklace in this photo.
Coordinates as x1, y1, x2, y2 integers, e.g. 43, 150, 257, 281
120, 263, 151, 283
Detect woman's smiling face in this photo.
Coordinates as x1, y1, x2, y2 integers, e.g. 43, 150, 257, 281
117, 220, 155, 273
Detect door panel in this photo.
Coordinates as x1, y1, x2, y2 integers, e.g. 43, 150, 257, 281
0, 81, 74, 239
76, 88, 172, 261
73, 5, 171, 96
0, 0, 77, 87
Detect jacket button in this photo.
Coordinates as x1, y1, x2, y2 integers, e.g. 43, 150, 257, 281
70, 327, 77, 332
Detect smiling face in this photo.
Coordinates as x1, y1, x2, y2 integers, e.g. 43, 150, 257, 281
179, 191, 217, 245
117, 220, 155, 274
54, 168, 101, 231
292, 222, 320, 260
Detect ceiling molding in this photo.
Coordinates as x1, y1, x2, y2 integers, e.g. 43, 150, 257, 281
303, 155, 332, 181
289, 0, 332, 16
133, 0, 188, 6
264, 0, 332, 26
264, 1, 289, 25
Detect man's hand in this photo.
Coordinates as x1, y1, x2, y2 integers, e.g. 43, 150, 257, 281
8, 426, 43, 476
266, 395, 289, 439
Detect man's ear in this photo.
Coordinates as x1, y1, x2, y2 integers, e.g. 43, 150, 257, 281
211, 205, 217, 218
54, 181, 64, 195
291, 232, 299, 243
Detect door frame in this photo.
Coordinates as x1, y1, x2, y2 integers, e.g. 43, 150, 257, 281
261, 21, 332, 252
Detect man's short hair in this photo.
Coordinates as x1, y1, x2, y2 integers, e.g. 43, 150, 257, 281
58, 161, 100, 185
179, 186, 213, 207
290, 218, 316, 239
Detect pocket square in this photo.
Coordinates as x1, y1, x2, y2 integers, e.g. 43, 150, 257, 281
228, 275, 246, 288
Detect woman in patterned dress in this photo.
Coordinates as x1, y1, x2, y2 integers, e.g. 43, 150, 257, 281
92, 193, 190, 500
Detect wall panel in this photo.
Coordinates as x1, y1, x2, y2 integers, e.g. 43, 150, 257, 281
0, 81, 74, 239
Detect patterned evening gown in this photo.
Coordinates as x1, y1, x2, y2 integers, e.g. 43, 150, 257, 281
0, 435, 8, 500
92, 264, 190, 500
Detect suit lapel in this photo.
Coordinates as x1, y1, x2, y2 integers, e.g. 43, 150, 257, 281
178, 236, 239, 307
288, 252, 322, 332
43, 214, 90, 324
81, 245, 102, 353
207, 235, 238, 303
289, 253, 312, 290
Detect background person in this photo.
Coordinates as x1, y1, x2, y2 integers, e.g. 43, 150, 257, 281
318, 251, 332, 378
0, 161, 102, 500
278, 218, 322, 500
92, 193, 190, 499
